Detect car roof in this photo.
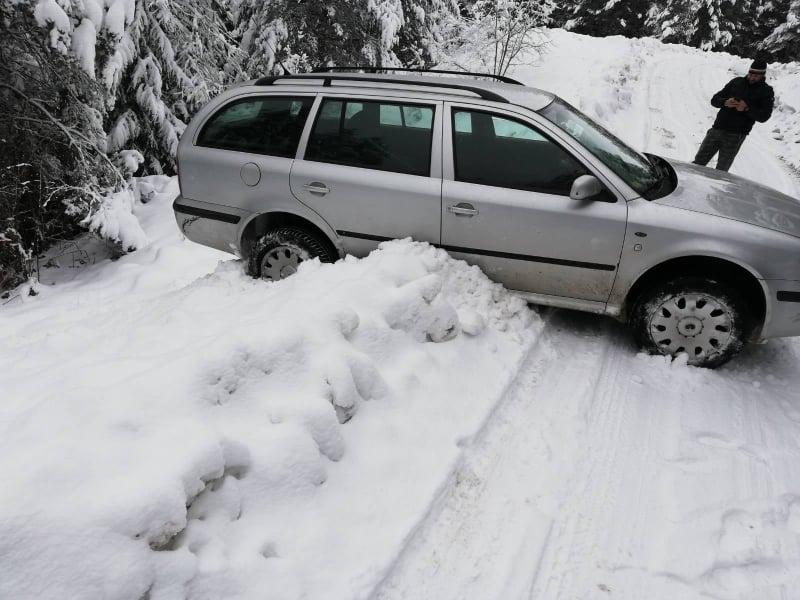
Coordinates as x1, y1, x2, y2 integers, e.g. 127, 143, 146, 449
239, 72, 556, 111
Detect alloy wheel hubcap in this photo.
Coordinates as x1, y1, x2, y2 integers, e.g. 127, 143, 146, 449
648, 292, 733, 362
260, 245, 304, 281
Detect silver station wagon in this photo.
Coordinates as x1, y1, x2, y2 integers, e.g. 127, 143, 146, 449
174, 68, 800, 368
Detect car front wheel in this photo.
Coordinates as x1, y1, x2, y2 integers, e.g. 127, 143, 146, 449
248, 227, 337, 280
630, 277, 752, 368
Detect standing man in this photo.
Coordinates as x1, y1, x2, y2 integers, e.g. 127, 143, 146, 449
693, 59, 775, 172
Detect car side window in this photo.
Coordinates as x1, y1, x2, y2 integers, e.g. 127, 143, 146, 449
452, 109, 589, 195
197, 96, 314, 157
305, 98, 434, 176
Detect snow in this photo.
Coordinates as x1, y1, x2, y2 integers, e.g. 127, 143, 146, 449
367, 0, 405, 62
105, 0, 136, 37
3, 29, 800, 600
768, 61, 800, 175
82, 186, 149, 251
33, 0, 70, 32
72, 18, 97, 77
0, 177, 535, 599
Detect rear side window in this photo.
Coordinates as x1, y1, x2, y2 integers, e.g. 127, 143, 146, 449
452, 109, 588, 195
305, 98, 434, 176
197, 96, 314, 157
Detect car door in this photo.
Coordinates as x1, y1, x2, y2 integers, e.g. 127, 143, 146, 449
181, 94, 316, 217
290, 95, 443, 256
441, 103, 628, 306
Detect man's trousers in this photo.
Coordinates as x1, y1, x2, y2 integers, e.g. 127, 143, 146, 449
693, 127, 747, 172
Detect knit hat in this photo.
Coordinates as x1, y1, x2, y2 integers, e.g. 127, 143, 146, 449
749, 59, 767, 74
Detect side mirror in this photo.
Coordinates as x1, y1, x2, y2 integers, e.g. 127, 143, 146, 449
570, 175, 603, 201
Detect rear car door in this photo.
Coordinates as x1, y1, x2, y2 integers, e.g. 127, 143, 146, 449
441, 103, 627, 306
290, 95, 443, 256
181, 94, 316, 223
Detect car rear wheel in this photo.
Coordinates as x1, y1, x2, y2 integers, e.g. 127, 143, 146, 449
630, 277, 752, 368
248, 227, 337, 280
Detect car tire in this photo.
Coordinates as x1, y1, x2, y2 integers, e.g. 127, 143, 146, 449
248, 227, 337, 280
630, 277, 752, 368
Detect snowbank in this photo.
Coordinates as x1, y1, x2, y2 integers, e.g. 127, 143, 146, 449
0, 178, 538, 599
769, 61, 800, 175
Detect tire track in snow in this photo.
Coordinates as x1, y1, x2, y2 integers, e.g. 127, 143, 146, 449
370, 312, 626, 600
525, 317, 660, 599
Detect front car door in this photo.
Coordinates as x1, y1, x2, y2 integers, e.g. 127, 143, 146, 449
441, 103, 628, 309
291, 95, 443, 256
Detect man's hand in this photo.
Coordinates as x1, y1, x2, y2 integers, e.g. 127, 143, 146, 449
724, 97, 738, 108
735, 99, 748, 112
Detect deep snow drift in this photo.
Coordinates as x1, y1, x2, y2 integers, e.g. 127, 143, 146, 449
0, 178, 537, 599
3, 29, 800, 600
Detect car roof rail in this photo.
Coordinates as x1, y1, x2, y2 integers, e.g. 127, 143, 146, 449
253, 73, 510, 103
312, 66, 524, 86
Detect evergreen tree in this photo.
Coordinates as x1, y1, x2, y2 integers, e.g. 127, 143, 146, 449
29, 0, 244, 174
1, 2, 119, 288
102, 0, 245, 173
234, 0, 403, 73
746, 0, 790, 55
233, 0, 458, 72
762, 0, 800, 60
396, 0, 462, 66
645, 0, 693, 44
689, 0, 750, 51
561, 0, 651, 38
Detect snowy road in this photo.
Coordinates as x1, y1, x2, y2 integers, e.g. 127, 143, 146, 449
373, 314, 800, 599
372, 36, 800, 600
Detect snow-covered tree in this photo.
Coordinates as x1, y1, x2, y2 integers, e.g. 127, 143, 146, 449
645, 0, 692, 44
102, 0, 245, 173
233, 0, 399, 73
559, 0, 651, 38
440, 0, 553, 76
762, 0, 800, 60
396, 0, 462, 66
645, 0, 753, 51
233, 0, 457, 73
1, 2, 119, 289
29, 0, 244, 174
689, 0, 748, 50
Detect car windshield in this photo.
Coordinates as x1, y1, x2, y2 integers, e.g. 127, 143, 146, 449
539, 98, 660, 196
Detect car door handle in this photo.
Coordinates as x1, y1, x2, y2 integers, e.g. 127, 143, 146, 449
303, 182, 330, 195
447, 203, 479, 217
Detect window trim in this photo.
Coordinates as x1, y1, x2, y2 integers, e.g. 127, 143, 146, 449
449, 106, 595, 197
194, 94, 316, 158
301, 96, 438, 178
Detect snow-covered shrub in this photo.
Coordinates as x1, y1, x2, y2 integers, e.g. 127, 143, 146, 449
437, 0, 553, 76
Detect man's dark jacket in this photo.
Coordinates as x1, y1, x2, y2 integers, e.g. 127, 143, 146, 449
711, 77, 774, 135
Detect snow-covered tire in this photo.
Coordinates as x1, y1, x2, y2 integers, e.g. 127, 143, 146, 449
248, 227, 336, 280
630, 277, 752, 369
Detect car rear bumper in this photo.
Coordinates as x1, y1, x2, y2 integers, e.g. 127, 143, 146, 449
761, 278, 800, 339
173, 196, 250, 255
